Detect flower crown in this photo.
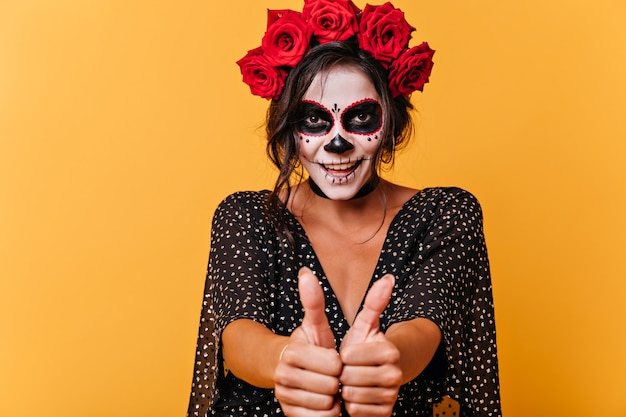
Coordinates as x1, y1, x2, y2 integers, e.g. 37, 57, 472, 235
237, 0, 435, 100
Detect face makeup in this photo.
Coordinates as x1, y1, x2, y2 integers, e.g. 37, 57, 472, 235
296, 67, 384, 200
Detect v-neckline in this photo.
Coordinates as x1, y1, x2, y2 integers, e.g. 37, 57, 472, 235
281, 190, 423, 329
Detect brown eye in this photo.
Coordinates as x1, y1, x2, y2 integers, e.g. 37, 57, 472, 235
302, 113, 331, 133
307, 115, 321, 125
355, 113, 371, 124
295, 102, 333, 135
342, 100, 382, 134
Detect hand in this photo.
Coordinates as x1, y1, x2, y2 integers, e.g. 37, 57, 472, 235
274, 268, 342, 417
339, 275, 402, 417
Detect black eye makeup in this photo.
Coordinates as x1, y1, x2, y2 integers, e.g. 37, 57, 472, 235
295, 101, 334, 135
341, 99, 383, 135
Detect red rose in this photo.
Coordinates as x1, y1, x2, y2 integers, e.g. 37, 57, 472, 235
261, 9, 311, 67
358, 2, 415, 67
237, 47, 288, 100
388, 42, 435, 97
302, 0, 361, 44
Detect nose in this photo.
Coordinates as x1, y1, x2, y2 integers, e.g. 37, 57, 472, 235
324, 134, 354, 154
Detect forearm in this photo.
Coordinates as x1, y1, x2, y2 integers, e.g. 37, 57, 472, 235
384, 318, 442, 384
221, 318, 289, 389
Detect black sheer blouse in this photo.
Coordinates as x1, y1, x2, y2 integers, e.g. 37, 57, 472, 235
188, 187, 501, 416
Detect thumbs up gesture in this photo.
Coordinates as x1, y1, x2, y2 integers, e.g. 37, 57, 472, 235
273, 268, 342, 417
291, 267, 336, 349
339, 274, 402, 417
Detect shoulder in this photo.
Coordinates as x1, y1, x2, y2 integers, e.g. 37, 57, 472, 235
411, 186, 483, 216
212, 190, 272, 224
217, 190, 271, 210
397, 187, 485, 236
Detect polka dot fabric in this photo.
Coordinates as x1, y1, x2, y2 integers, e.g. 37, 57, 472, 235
187, 187, 501, 416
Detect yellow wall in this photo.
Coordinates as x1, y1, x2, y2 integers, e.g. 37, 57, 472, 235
1, 1, 624, 416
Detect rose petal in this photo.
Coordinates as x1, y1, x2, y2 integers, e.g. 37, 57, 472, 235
303, 0, 360, 43
358, 2, 415, 65
237, 47, 287, 100
388, 42, 435, 97
262, 9, 311, 67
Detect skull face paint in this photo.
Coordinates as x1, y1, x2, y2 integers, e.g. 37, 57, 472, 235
295, 67, 384, 200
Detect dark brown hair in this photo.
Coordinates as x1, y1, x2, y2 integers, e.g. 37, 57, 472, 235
265, 40, 415, 243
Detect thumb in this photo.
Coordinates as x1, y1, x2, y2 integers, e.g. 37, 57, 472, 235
297, 267, 335, 349
343, 274, 395, 346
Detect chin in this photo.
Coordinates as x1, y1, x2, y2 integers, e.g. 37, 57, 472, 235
312, 170, 375, 201
320, 185, 363, 200
302, 157, 377, 200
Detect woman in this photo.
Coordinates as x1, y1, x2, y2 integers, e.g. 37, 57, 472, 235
188, 2, 501, 416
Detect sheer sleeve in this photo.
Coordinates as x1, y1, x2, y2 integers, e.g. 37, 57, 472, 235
384, 188, 501, 416
187, 192, 274, 416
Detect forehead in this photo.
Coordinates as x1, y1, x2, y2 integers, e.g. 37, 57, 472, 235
303, 66, 381, 105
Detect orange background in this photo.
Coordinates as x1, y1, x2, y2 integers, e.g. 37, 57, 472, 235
1, 1, 625, 416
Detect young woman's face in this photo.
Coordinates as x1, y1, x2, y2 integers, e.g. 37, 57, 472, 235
295, 66, 384, 200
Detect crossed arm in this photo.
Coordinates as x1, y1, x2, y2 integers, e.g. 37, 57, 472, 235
221, 268, 441, 417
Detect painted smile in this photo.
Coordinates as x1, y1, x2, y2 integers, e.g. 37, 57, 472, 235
324, 159, 361, 172
312, 157, 369, 182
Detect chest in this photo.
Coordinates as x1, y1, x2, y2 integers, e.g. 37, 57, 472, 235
305, 224, 388, 325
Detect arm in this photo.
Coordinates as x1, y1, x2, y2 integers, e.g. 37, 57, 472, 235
340, 189, 501, 416
338, 275, 441, 417
222, 269, 343, 417
221, 319, 289, 388
384, 317, 441, 384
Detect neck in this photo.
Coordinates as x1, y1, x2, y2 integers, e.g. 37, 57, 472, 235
308, 176, 380, 200
296, 178, 388, 245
